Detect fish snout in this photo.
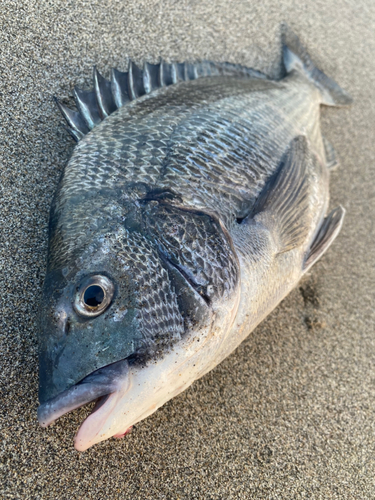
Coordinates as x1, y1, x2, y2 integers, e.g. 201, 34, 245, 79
37, 358, 130, 428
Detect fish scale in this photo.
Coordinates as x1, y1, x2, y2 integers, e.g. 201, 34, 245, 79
54, 77, 317, 267
116, 229, 184, 356
38, 28, 352, 450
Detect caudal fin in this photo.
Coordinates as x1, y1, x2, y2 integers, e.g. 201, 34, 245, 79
282, 25, 352, 107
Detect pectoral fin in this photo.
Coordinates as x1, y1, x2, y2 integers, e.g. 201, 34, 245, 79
250, 135, 311, 254
303, 206, 345, 272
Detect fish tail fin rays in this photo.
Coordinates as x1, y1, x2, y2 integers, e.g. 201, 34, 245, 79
303, 206, 345, 273
250, 136, 311, 254
56, 60, 268, 141
281, 25, 353, 107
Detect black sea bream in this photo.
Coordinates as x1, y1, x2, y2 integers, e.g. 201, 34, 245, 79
37, 28, 351, 451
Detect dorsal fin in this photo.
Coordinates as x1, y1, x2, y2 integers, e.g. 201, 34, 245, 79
54, 98, 89, 141
73, 86, 101, 130
111, 68, 130, 108
56, 59, 268, 141
128, 60, 146, 99
93, 67, 117, 118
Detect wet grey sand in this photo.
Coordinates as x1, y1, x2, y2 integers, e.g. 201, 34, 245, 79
1, 1, 375, 498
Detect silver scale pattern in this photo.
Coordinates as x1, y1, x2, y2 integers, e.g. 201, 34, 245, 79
52, 74, 317, 268
113, 228, 184, 358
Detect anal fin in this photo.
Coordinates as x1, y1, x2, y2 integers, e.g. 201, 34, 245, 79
249, 135, 311, 254
303, 206, 345, 272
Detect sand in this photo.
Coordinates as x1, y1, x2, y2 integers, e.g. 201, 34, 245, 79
1, 0, 375, 498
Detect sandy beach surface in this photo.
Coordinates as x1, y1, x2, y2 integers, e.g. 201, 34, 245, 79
1, 0, 375, 498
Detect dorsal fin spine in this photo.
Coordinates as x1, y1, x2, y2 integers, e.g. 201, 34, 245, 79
111, 68, 130, 108
128, 61, 146, 100
171, 63, 178, 84
54, 97, 89, 142
57, 59, 268, 140
93, 67, 117, 118
143, 62, 161, 94
73, 87, 101, 130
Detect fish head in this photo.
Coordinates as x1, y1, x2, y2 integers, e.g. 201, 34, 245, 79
38, 199, 240, 450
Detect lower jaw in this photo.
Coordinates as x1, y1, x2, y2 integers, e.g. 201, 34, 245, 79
73, 352, 216, 450
37, 359, 131, 429
40, 309, 236, 450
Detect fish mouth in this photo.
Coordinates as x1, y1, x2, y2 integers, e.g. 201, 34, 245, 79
37, 358, 130, 433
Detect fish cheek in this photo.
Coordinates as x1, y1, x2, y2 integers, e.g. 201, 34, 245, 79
38, 259, 137, 403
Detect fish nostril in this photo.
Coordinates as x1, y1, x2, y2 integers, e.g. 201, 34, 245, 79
63, 319, 70, 335
55, 310, 70, 336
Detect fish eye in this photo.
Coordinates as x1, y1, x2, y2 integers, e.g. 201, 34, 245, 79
84, 285, 104, 307
74, 275, 114, 318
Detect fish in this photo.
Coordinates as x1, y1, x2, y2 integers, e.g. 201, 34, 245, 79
37, 27, 352, 451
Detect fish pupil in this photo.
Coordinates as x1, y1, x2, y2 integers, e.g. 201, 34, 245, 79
84, 285, 104, 307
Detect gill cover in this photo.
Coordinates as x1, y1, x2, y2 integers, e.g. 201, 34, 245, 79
38, 200, 239, 404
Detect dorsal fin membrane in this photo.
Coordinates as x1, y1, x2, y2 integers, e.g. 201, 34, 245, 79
73, 87, 102, 130
94, 67, 117, 118
143, 62, 161, 93
111, 68, 130, 108
57, 59, 268, 141
128, 60, 146, 99
196, 62, 211, 77
171, 62, 185, 83
160, 60, 174, 86
208, 63, 220, 76
54, 98, 89, 141
186, 63, 198, 80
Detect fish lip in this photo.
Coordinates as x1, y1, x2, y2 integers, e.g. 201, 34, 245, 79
37, 358, 129, 427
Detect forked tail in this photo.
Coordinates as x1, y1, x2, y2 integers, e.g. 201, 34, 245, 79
282, 25, 352, 106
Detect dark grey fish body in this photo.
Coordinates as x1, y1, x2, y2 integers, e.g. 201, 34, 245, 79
38, 28, 351, 450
